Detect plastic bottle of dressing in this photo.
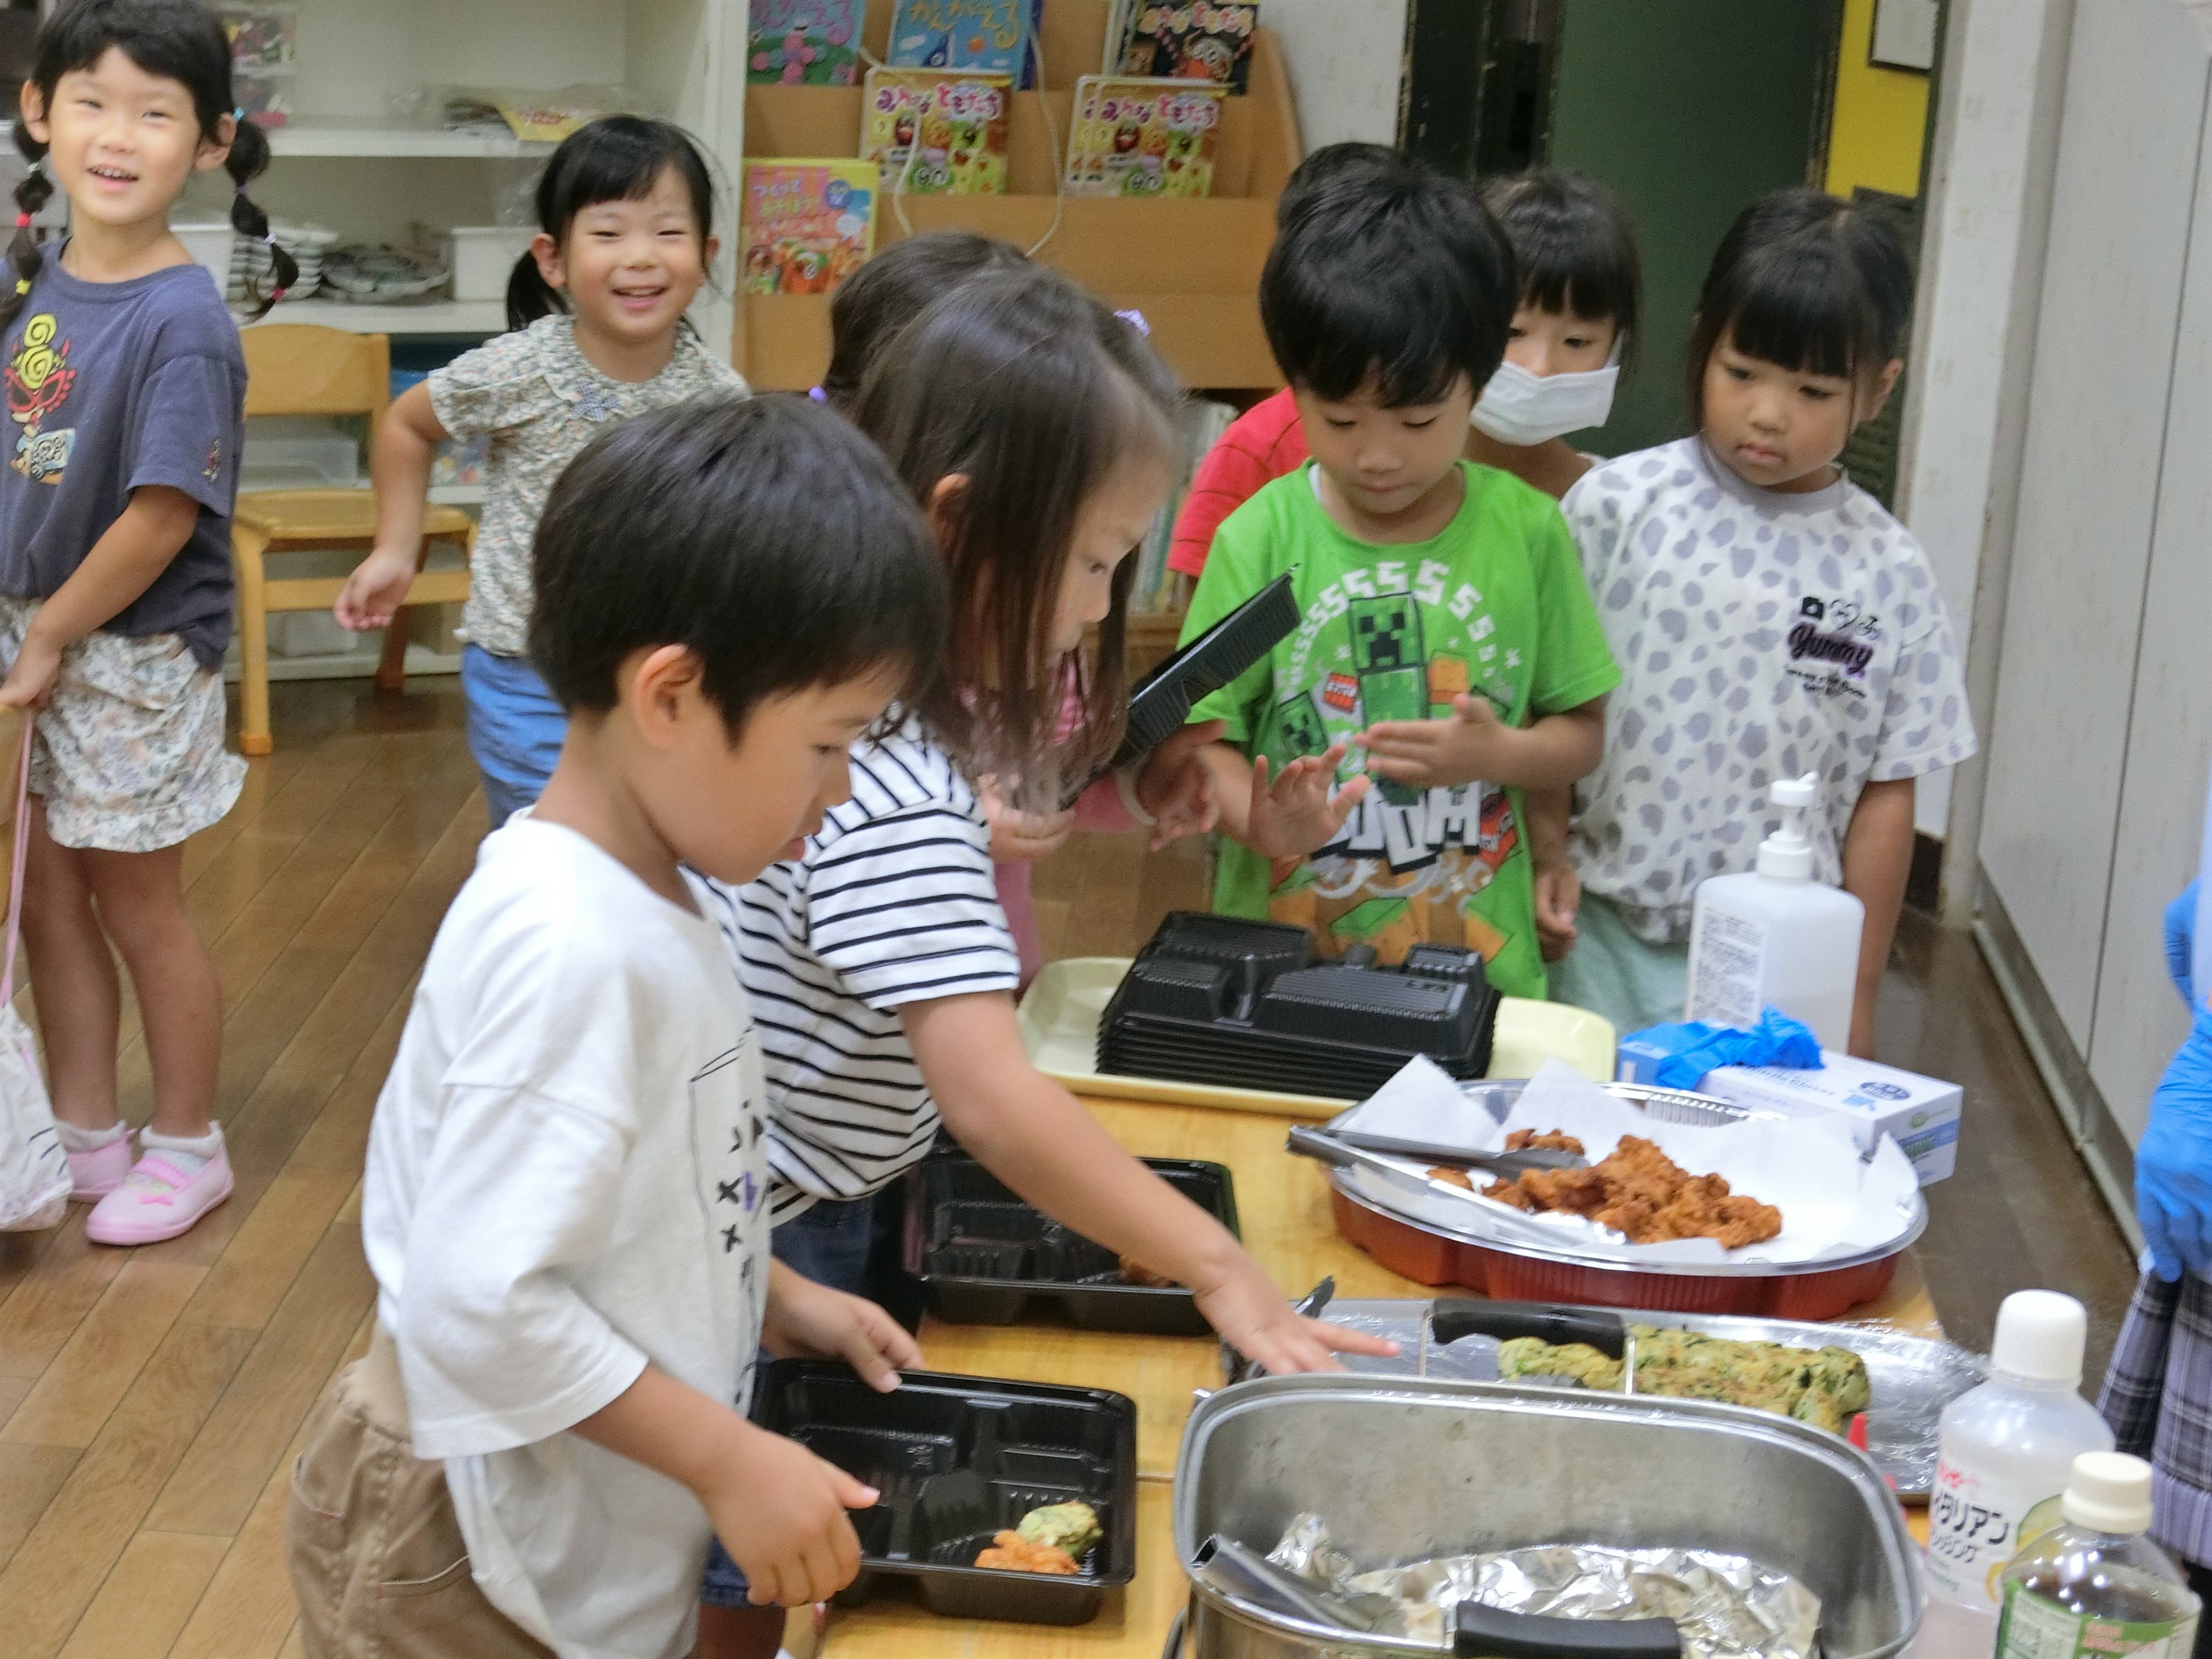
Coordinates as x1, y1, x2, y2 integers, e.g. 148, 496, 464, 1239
1916, 1292, 2117, 1658
1996, 1452, 2200, 1657
1683, 772, 1864, 1053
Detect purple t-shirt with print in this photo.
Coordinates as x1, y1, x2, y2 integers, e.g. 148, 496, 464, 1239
0, 254, 246, 668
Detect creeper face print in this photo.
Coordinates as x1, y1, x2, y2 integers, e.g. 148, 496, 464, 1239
1348, 592, 1427, 805
1275, 689, 1329, 759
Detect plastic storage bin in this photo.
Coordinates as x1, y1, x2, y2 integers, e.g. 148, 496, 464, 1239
449, 227, 536, 301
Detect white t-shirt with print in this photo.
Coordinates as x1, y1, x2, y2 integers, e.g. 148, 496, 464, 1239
1560, 437, 1977, 944
362, 818, 769, 1659
698, 718, 1021, 1225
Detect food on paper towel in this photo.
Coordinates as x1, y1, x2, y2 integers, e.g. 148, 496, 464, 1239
1015, 1501, 1101, 1559
975, 1530, 1080, 1574
1505, 1128, 1586, 1155
1481, 1133, 1783, 1249
1494, 1327, 1871, 1432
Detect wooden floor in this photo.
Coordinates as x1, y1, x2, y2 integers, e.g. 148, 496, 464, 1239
0, 675, 2141, 1658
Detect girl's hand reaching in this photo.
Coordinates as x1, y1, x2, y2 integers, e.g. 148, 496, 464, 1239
1133, 718, 1224, 848
762, 1261, 924, 1394
980, 774, 1077, 864
1192, 1256, 1399, 1376
333, 545, 422, 632
1245, 742, 1369, 859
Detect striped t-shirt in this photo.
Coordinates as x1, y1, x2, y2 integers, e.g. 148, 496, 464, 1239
700, 720, 1021, 1224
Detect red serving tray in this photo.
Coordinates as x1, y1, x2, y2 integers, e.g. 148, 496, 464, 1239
1330, 1186, 1903, 1322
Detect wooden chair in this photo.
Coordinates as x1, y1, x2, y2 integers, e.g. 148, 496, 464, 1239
232, 325, 475, 756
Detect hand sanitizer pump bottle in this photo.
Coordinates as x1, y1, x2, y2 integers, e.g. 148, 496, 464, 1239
1683, 772, 1866, 1053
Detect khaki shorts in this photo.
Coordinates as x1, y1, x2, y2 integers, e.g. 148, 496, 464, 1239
286, 1327, 554, 1659
0, 597, 244, 853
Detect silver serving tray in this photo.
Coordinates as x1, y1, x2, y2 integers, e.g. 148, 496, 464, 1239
1175, 1372, 1924, 1659
1304, 1297, 1984, 1503
1324, 1080, 1929, 1280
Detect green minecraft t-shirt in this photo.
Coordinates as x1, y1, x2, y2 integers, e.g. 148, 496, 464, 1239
1183, 461, 1620, 1000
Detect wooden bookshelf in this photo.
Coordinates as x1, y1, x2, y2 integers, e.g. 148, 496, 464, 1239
735, 0, 1300, 392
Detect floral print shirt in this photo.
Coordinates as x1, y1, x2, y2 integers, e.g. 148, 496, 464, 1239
427, 314, 747, 657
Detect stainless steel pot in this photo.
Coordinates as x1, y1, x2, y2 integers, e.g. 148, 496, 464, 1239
1170, 1374, 1923, 1658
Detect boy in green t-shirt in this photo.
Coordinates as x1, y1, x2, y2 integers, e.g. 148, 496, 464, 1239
1183, 153, 1620, 1000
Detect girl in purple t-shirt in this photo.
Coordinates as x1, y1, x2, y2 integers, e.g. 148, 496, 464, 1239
0, 0, 292, 1247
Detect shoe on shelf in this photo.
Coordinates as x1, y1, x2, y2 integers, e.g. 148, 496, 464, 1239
66, 1132, 134, 1201
84, 1144, 234, 1246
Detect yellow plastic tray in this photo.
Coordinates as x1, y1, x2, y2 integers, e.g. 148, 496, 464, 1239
1018, 957, 1617, 1120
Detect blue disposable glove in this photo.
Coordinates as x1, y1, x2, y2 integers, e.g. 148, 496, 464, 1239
2137, 1004, 2212, 1280
2168, 879, 2200, 1009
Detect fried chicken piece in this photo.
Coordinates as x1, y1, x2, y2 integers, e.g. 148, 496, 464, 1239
1481, 1177, 1534, 1210
1428, 1165, 1475, 1190
1517, 1165, 1611, 1215
1505, 1129, 1586, 1156
975, 1531, 1080, 1575
1479, 1128, 1783, 1248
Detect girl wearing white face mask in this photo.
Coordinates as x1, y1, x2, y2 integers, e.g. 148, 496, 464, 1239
1465, 169, 1642, 501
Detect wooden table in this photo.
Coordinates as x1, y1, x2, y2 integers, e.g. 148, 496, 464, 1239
812, 1094, 1942, 1658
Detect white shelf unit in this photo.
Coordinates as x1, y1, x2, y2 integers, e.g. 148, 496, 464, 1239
211, 0, 745, 682
189, 0, 747, 353
245, 297, 510, 335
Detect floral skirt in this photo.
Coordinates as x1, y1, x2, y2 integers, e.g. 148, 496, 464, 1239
0, 597, 244, 853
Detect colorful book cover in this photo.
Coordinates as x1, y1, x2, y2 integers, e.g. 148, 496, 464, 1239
1115, 1, 1258, 93
747, 0, 864, 86
885, 0, 1035, 83
861, 68, 1013, 196
1065, 76, 1226, 198
740, 160, 877, 296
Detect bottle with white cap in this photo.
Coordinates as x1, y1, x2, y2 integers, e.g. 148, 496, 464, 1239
1917, 1291, 2117, 1656
1996, 1451, 2200, 1656
1683, 772, 1866, 1052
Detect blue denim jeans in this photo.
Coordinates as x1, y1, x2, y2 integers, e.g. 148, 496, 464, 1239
460, 646, 565, 829
698, 1190, 921, 1609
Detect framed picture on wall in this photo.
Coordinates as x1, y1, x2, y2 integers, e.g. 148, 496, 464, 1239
1870, 0, 1937, 73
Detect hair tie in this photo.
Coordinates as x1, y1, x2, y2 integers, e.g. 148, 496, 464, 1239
263, 231, 277, 247
1114, 308, 1150, 337
12, 213, 28, 230
23, 159, 40, 180
233, 106, 245, 121
13, 279, 27, 296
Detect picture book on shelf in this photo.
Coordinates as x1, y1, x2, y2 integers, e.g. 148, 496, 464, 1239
1113, 2, 1258, 92
861, 67, 1013, 196
740, 160, 876, 297
886, 0, 1038, 87
748, 0, 864, 85
1065, 76, 1226, 198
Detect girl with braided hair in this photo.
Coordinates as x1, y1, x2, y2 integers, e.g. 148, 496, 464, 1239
0, 0, 288, 1245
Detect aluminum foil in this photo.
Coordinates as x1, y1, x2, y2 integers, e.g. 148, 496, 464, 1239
1268, 1514, 1822, 1658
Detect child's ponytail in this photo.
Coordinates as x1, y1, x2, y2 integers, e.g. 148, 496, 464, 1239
224, 115, 294, 317
0, 128, 56, 336
505, 249, 562, 332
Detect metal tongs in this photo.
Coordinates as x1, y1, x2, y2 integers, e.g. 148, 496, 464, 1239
1285, 1123, 1586, 1182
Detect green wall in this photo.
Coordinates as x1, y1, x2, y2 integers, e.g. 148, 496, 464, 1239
1547, 0, 1840, 456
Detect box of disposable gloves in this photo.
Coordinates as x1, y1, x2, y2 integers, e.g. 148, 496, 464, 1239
1683, 1056, 1962, 1186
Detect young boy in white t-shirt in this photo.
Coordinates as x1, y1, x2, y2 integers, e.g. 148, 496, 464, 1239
285, 397, 948, 1659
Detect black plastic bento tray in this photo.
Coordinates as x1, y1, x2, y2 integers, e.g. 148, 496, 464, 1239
906, 1155, 1239, 1335
752, 1362, 1137, 1624
1098, 912, 1499, 1098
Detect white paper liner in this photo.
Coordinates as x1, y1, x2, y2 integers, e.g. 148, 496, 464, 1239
1335, 1057, 1920, 1267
